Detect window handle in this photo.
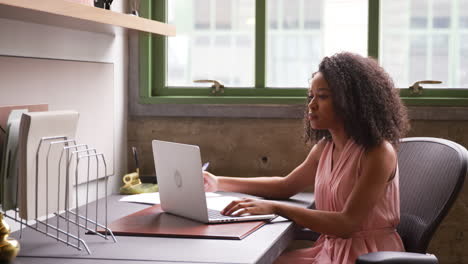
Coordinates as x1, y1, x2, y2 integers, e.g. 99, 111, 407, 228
194, 79, 225, 95
409, 80, 442, 95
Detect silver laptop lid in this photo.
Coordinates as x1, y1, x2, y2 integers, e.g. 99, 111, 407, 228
152, 140, 210, 223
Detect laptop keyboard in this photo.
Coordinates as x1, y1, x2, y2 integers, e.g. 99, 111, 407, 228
207, 208, 238, 220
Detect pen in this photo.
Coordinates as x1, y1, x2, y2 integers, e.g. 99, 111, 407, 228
132, 146, 140, 175
202, 162, 210, 171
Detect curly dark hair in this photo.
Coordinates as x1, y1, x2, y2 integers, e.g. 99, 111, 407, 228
304, 52, 410, 150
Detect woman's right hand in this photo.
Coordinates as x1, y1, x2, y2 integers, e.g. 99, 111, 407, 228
203, 171, 219, 192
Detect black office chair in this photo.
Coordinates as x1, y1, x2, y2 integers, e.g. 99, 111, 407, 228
297, 137, 468, 264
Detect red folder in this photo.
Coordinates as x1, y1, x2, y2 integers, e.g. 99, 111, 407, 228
101, 204, 267, 240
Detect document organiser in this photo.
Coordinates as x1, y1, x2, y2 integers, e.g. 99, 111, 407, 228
2, 135, 117, 254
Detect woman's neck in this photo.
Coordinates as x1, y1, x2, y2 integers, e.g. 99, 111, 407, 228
329, 128, 349, 152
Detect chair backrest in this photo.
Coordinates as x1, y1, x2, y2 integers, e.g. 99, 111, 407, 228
397, 137, 468, 253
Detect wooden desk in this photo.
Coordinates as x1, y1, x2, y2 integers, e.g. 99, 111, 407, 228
11, 192, 314, 264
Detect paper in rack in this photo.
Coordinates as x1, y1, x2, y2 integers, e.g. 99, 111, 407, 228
0, 104, 48, 174
18, 110, 80, 220
0, 109, 28, 211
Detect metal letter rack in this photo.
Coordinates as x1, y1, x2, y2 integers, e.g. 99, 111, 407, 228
2, 136, 117, 254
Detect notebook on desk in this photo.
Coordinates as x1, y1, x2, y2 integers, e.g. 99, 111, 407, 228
152, 140, 276, 224
103, 203, 266, 240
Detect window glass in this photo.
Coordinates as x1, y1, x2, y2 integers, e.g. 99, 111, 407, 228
409, 35, 428, 84
283, 0, 299, 29
431, 34, 449, 84
460, 35, 468, 87
215, 0, 231, 30
267, 0, 367, 88
167, 0, 255, 87
381, 0, 466, 88
432, 0, 450, 28
269, 0, 279, 29
461, 0, 468, 28
304, 0, 321, 29
194, 0, 210, 29
410, 0, 427, 29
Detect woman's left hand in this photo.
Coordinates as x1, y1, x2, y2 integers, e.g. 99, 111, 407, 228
221, 198, 278, 216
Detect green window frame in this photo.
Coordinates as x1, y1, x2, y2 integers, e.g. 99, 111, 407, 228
139, 0, 468, 106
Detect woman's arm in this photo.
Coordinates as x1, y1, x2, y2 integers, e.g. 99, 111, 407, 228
204, 139, 327, 199
223, 141, 397, 238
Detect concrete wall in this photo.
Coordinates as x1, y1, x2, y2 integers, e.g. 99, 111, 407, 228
127, 117, 309, 178
128, 115, 468, 263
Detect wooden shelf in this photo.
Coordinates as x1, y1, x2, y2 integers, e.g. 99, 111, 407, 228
0, 0, 176, 36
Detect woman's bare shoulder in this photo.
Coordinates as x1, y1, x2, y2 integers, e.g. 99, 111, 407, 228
369, 140, 396, 158
308, 138, 329, 162
315, 138, 329, 151
362, 140, 397, 177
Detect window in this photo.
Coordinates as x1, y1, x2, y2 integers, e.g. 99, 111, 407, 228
140, 0, 467, 106
139, 0, 368, 104
167, 0, 255, 87
381, 0, 454, 87
380, 0, 468, 105
267, 0, 322, 88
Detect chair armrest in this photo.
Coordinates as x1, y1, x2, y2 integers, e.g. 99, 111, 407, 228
294, 227, 320, 241
356, 251, 438, 264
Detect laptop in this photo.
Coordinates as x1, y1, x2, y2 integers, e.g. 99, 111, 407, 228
152, 140, 277, 224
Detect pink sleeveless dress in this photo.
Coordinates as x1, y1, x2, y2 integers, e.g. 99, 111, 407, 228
276, 139, 405, 264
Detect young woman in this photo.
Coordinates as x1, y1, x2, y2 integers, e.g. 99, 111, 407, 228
203, 52, 410, 264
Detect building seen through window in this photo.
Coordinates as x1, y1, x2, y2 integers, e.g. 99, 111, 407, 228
167, 0, 367, 89
168, 0, 255, 88
381, 0, 468, 88
166, 0, 466, 89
